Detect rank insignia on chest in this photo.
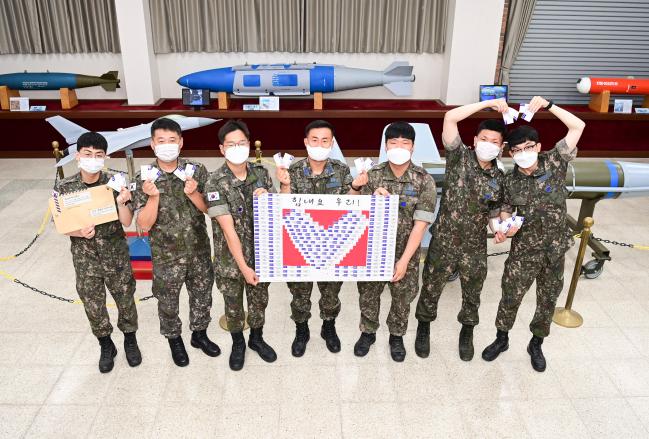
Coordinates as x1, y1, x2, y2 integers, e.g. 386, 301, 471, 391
545, 185, 553, 193
484, 193, 493, 200
207, 192, 220, 201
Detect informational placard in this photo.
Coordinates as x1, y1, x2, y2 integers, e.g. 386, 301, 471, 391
254, 193, 398, 282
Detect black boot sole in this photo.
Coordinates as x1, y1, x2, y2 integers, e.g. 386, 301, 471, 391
229, 348, 246, 371
99, 346, 118, 373
190, 339, 221, 357
248, 342, 278, 363
320, 328, 341, 353
459, 340, 475, 361
354, 338, 376, 357
415, 338, 430, 358
481, 343, 508, 362
125, 350, 142, 367
527, 345, 546, 372
291, 335, 310, 357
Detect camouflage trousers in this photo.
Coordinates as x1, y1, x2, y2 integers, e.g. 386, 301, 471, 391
74, 261, 138, 338
216, 276, 269, 333
357, 264, 419, 336
416, 247, 488, 326
151, 252, 214, 338
496, 255, 565, 338
288, 281, 342, 323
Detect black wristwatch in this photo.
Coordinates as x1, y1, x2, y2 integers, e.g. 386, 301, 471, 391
351, 184, 362, 192
544, 100, 554, 110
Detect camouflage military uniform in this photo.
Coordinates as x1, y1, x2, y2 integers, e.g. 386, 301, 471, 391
496, 139, 576, 337
357, 162, 437, 336
287, 158, 353, 323
205, 162, 274, 332
416, 135, 504, 326
132, 158, 213, 338
55, 172, 137, 338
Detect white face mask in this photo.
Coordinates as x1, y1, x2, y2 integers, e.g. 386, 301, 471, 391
306, 146, 331, 162
513, 150, 538, 169
386, 147, 411, 165
224, 145, 250, 165
155, 143, 180, 162
475, 141, 501, 162
78, 157, 104, 174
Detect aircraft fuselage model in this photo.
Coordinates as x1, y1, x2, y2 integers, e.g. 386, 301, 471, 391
47, 115, 219, 167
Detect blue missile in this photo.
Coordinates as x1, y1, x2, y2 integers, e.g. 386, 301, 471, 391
177, 62, 415, 96
0, 71, 120, 91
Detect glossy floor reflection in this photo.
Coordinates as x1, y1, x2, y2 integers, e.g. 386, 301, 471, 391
1, 157, 648, 438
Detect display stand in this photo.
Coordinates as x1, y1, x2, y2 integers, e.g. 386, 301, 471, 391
60, 88, 78, 110
0, 86, 21, 110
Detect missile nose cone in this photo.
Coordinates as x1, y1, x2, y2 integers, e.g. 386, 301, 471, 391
576, 77, 590, 94
177, 74, 190, 87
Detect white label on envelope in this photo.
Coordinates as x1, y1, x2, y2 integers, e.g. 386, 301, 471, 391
62, 191, 92, 208
89, 205, 117, 217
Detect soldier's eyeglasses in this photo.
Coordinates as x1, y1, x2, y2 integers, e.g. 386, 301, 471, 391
223, 141, 250, 148
510, 143, 537, 154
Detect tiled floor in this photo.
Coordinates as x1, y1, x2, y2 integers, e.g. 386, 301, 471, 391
1, 157, 648, 438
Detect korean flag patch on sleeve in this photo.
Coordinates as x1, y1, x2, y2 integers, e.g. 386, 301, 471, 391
207, 192, 220, 201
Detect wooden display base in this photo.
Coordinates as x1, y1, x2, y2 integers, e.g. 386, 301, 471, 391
314, 92, 323, 110
60, 88, 78, 110
0, 86, 21, 110
588, 90, 610, 113
644, 95, 649, 108
217, 91, 230, 110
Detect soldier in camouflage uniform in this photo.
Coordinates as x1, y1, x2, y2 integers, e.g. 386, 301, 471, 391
276, 119, 368, 357
204, 120, 277, 371
132, 117, 219, 367
354, 122, 437, 362
55, 132, 140, 373
482, 96, 585, 372
415, 99, 509, 362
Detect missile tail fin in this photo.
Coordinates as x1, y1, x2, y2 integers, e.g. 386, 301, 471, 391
384, 81, 412, 97
46, 116, 89, 145
383, 61, 413, 77
100, 71, 120, 91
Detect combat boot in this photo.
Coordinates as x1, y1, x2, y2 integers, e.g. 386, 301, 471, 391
353, 332, 376, 357
291, 321, 310, 357
481, 330, 509, 362
248, 326, 277, 363
98, 335, 117, 373
458, 324, 474, 361
230, 331, 246, 371
389, 334, 406, 362
527, 335, 546, 372
414, 320, 430, 358
320, 319, 341, 353
168, 336, 189, 367
191, 329, 221, 357
123, 332, 142, 367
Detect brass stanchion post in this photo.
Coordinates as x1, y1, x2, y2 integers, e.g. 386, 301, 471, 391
553, 217, 594, 327
254, 140, 262, 164
52, 141, 65, 180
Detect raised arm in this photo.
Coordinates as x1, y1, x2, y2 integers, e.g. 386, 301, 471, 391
527, 96, 585, 151
442, 98, 508, 145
